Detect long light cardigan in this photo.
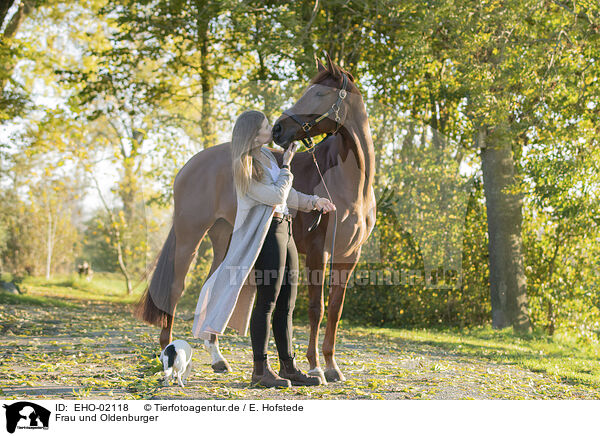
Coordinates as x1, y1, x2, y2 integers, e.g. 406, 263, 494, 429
192, 146, 319, 340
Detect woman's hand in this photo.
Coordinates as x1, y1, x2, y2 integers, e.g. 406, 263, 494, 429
282, 142, 297, 167
315, 198, 336, 214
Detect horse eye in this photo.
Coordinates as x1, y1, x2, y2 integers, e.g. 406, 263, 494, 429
316, 91, 328, 97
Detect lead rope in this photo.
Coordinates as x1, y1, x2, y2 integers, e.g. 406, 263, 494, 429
307, 143, 337, 289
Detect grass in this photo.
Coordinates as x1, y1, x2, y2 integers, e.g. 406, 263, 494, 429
20, 273, 146, 305
350, 325, 600, 389
0, 291, 78, 308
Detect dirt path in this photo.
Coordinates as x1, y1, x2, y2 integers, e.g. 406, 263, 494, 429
1, 298, 598, 400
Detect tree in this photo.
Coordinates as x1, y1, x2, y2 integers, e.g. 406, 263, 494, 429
1, 0, 35, 121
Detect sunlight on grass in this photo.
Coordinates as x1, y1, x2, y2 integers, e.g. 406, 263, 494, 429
0, 291, 78, 308
351, 325, 600, 389
22, 273, 146, 305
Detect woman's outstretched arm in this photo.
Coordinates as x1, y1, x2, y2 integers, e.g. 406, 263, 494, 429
287, 188, 319, 212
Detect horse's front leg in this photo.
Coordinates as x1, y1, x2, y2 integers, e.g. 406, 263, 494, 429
204, 334, 231, 373
322, 260, 357, 382
305, 251, 327, 384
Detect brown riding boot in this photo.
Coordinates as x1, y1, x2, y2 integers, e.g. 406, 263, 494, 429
251, 358, 291, 388
279, 356, 322, 386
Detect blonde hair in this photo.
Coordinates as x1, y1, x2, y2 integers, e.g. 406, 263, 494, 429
231, 110, 268, 196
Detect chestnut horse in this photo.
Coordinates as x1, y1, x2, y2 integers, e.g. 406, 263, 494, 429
135, 54, 376, 383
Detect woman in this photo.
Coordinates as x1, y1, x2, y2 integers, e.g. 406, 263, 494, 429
192, 110, 336, 388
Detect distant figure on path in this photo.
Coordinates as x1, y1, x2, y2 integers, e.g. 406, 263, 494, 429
77, 261, 93, 281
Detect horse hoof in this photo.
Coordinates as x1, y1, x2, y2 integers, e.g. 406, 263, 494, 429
324, 367, 346, 383
211, 360, 231, 373
307, 367, 328, 386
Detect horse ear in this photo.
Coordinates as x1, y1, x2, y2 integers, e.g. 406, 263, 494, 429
315, 53, 326, 72
324, 51, 339, 76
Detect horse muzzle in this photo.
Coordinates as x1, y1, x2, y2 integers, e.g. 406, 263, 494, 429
271, 122, 295, 148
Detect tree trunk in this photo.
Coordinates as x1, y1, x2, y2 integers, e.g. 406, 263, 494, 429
300, 0, 318, 68
45, 209, 53, 279
0, 0, 17, 28
545, 227, 562, 335
92, 176, 133, 294
479, 126, 531, 333
196, 1, 214, 149
114, 226, 133, 295
2, 0, 30, 39
1, 1, 33, 91
120, 156, 137, 225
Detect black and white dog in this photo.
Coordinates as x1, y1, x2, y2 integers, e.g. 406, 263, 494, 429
159, 340, 193, 387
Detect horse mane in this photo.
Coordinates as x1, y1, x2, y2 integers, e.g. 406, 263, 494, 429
309, 64, 355, 87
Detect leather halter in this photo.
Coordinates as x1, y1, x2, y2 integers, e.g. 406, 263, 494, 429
283, 72, 349, 152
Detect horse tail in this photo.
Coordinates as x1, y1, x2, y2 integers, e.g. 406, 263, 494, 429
134, 225, 176, 328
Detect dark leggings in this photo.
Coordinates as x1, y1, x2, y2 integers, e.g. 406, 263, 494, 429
250, 216, 299, 361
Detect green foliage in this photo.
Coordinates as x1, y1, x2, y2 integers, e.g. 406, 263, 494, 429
340, 181, 490, 329
0, 171, 83, 277
81, 213, 119, 273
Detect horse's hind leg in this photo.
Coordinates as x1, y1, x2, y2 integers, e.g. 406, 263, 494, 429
203, 218, 234, 373
160, 315, 174, 350
160, 226, 208, 349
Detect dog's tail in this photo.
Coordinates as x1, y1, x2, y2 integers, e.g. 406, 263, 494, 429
134, 225, 176, 328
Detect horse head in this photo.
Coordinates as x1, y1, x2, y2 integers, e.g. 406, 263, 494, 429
272, 52, 359, 149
